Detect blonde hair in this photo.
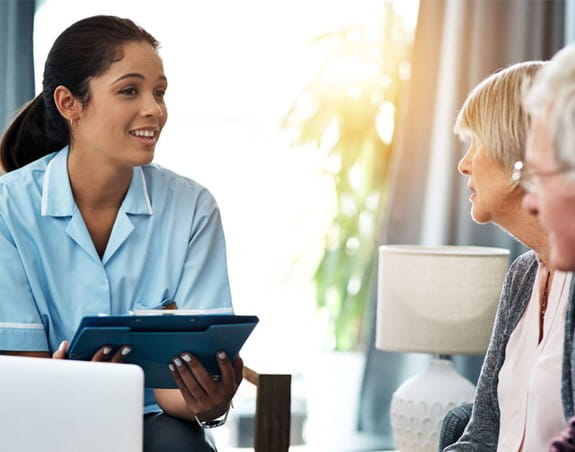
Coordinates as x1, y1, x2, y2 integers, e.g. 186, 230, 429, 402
454, 61, 545, 173
524, 44, 575, 167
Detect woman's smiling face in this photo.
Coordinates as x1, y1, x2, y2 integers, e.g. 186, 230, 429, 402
72, 40, 168, 167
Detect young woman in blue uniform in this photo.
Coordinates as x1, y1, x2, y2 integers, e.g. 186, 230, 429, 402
0, 15, 241, 451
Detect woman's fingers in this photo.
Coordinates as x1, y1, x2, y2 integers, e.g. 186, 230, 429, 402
52, 340, 69, 359
91, 345, 113, 361
233, 356, 244, 386
90, 344, 132, 362
110, 345, 132, 363
217, 352, 234, 382
169, 361, 199, 409
169, 352, 241, 421
174, 355, 213, 401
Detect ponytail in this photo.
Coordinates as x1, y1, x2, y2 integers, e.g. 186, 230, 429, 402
0, 93, 68, 172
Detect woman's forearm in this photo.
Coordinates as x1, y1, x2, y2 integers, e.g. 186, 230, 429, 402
153, 388, 197, 422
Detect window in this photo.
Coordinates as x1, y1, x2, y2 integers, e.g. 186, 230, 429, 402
34, 1, 418, 448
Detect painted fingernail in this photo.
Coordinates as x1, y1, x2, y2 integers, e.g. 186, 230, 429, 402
103, 346, 112, 355
217, 351, 226, 360
174, 357, 183, 367
168, 363, 175, 372
58, 341, 67, 351
182, 354, 191, 362
121, 346, 132, 356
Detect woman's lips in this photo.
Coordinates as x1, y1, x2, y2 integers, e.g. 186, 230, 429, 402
131, 134, 158, 146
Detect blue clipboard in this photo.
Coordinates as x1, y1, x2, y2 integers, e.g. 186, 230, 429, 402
67, 314, 259, 388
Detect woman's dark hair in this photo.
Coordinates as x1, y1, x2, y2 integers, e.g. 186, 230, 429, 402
0, 15, 158, 172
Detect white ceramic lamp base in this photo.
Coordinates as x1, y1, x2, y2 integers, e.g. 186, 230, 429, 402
390, 358, 475, 452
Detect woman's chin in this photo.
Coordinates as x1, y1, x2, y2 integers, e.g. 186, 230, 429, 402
470, 206, 490, 224
550, 240, 575, 272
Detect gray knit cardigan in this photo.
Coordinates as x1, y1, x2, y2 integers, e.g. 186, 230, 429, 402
444, 250, 575, 451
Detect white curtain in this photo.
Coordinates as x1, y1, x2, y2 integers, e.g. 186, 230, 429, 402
357, 0, 566, 447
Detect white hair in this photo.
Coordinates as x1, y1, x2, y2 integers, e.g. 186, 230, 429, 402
524, 44, 575, 166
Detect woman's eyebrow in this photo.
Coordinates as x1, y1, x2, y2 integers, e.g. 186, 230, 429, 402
111, 73, 144, 85
111, 73, 167, 85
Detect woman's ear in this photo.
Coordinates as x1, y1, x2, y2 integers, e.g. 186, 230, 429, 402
53, 85, 82, 123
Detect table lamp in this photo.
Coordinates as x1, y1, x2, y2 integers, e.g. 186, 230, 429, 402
376, 245, 509, 452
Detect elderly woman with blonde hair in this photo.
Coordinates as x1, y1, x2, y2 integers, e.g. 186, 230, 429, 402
442, 60, 574, 451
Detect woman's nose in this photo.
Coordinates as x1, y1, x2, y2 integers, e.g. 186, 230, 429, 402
458, 151, 471, 175
522, 191, 539, 217
141, 95, 163, 118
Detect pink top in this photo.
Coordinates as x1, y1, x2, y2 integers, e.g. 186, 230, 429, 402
497, 263, 571, 452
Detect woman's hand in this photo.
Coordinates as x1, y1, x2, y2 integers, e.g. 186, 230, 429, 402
51, 340, 132, 362
90, 344, 133, 362
52, 340, 69, 359
168, 351, 243, 422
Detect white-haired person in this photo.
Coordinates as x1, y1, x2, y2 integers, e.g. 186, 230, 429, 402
442, 59, 575, 452
518, 43, 575, 452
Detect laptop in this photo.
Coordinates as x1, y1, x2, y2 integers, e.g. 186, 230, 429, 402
0, 355, 144, 452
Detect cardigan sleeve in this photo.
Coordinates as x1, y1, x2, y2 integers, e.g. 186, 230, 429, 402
443, 251, 537, 451
562, 278, 575, 419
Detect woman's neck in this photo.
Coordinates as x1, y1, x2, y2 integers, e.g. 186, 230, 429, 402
494, 199, 551, 266
66, 146, 132, 211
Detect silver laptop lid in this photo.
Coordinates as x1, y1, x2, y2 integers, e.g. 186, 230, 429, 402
0, 356, 143, 452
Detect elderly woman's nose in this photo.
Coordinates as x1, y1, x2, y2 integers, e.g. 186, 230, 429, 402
522, 191, 539, 217
458, 151, 471, 175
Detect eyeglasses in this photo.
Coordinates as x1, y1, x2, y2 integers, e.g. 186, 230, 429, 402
512, 160, 575, 193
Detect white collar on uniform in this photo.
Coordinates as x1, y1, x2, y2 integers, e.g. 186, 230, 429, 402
40, 147, 153, 217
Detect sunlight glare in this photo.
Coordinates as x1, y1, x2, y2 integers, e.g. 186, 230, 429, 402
376, 101, 396, 144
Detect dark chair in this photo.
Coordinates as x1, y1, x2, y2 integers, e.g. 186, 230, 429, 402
243, 366, 291, 452
439, 402, 473, 450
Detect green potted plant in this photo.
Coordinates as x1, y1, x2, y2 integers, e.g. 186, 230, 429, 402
283, 4, 413, 351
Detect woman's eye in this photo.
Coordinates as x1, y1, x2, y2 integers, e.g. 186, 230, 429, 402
119, 87, 138, 96
155, 89, 166, 99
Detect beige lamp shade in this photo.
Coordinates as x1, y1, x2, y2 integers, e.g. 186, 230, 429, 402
376, 245, 509, 355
